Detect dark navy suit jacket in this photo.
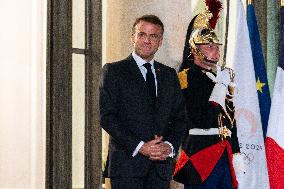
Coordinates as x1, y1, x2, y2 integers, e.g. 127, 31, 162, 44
99, 55, 187, 180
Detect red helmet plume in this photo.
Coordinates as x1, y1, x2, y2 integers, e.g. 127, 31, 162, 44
205, 0, 223, 29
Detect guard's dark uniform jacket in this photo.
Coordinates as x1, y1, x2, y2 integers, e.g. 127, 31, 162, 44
173, 64, 240, 188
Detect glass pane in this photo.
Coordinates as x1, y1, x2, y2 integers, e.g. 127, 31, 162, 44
72, 54, 85, 189
73, 0, 85, 49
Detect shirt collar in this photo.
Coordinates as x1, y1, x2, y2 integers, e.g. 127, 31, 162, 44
132, 51, 154, 68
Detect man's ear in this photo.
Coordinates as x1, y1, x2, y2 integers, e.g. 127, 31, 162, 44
158, 36, 163, 47
191, 48, 197, 56
191, 48, 202, 63
130, 34, 134, 43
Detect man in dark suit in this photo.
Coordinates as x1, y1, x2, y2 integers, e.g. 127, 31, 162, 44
99, 15, 187, 189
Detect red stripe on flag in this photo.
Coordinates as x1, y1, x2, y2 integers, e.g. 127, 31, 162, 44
265, 137, 284, 189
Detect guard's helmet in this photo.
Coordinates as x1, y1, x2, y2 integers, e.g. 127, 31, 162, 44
189, 9, 221, 62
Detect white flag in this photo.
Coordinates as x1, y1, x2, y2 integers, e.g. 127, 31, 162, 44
226, 0, 270, 188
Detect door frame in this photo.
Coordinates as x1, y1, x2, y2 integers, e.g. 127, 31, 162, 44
46, 0, 102, 188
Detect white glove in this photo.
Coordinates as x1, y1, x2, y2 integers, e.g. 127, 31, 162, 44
209, 83, 227, 111
233, 153, 245, 183
216, 66, 231, 87
206, 66, 231, 86
208, 66, 231, 111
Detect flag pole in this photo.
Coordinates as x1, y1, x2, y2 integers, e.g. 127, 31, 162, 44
222, 0, 230, 68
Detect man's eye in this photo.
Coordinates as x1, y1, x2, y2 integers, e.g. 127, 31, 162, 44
138, 33, 146, 37
150, 34, 158, 39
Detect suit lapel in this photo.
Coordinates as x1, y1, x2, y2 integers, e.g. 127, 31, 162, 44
124, 55, 148, 95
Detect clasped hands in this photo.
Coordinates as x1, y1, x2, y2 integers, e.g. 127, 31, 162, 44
139, 135, 172, 161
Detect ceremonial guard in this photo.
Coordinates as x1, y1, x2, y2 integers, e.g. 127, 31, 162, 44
173, 1, 244, 189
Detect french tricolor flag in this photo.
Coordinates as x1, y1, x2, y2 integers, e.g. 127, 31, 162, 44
265, 4, 284, 189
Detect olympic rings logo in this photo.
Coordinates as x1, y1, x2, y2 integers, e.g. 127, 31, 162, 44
241, 152, 254, 165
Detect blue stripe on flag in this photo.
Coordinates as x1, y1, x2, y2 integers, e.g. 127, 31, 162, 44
247, 4, 271, 137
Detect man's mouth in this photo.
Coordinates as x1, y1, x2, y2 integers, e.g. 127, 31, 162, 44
204, 57, 218, 64
143, 46, 152, 50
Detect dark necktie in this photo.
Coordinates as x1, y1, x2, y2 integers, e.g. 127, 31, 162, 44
143, 63, 156, 103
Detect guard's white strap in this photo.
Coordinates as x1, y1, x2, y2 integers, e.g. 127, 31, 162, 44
188, 128, 232, 137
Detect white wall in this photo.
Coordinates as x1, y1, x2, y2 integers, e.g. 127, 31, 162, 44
105, 0, 193, 69
0, 0, 46, 188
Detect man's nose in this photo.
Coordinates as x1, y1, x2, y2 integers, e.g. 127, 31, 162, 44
143, 36, 151, 43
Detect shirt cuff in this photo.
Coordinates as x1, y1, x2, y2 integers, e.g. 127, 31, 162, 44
132, 141, 144, 157
165, 141, 175, 158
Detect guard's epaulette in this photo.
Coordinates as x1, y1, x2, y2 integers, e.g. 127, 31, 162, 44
178, 68, 189, 89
